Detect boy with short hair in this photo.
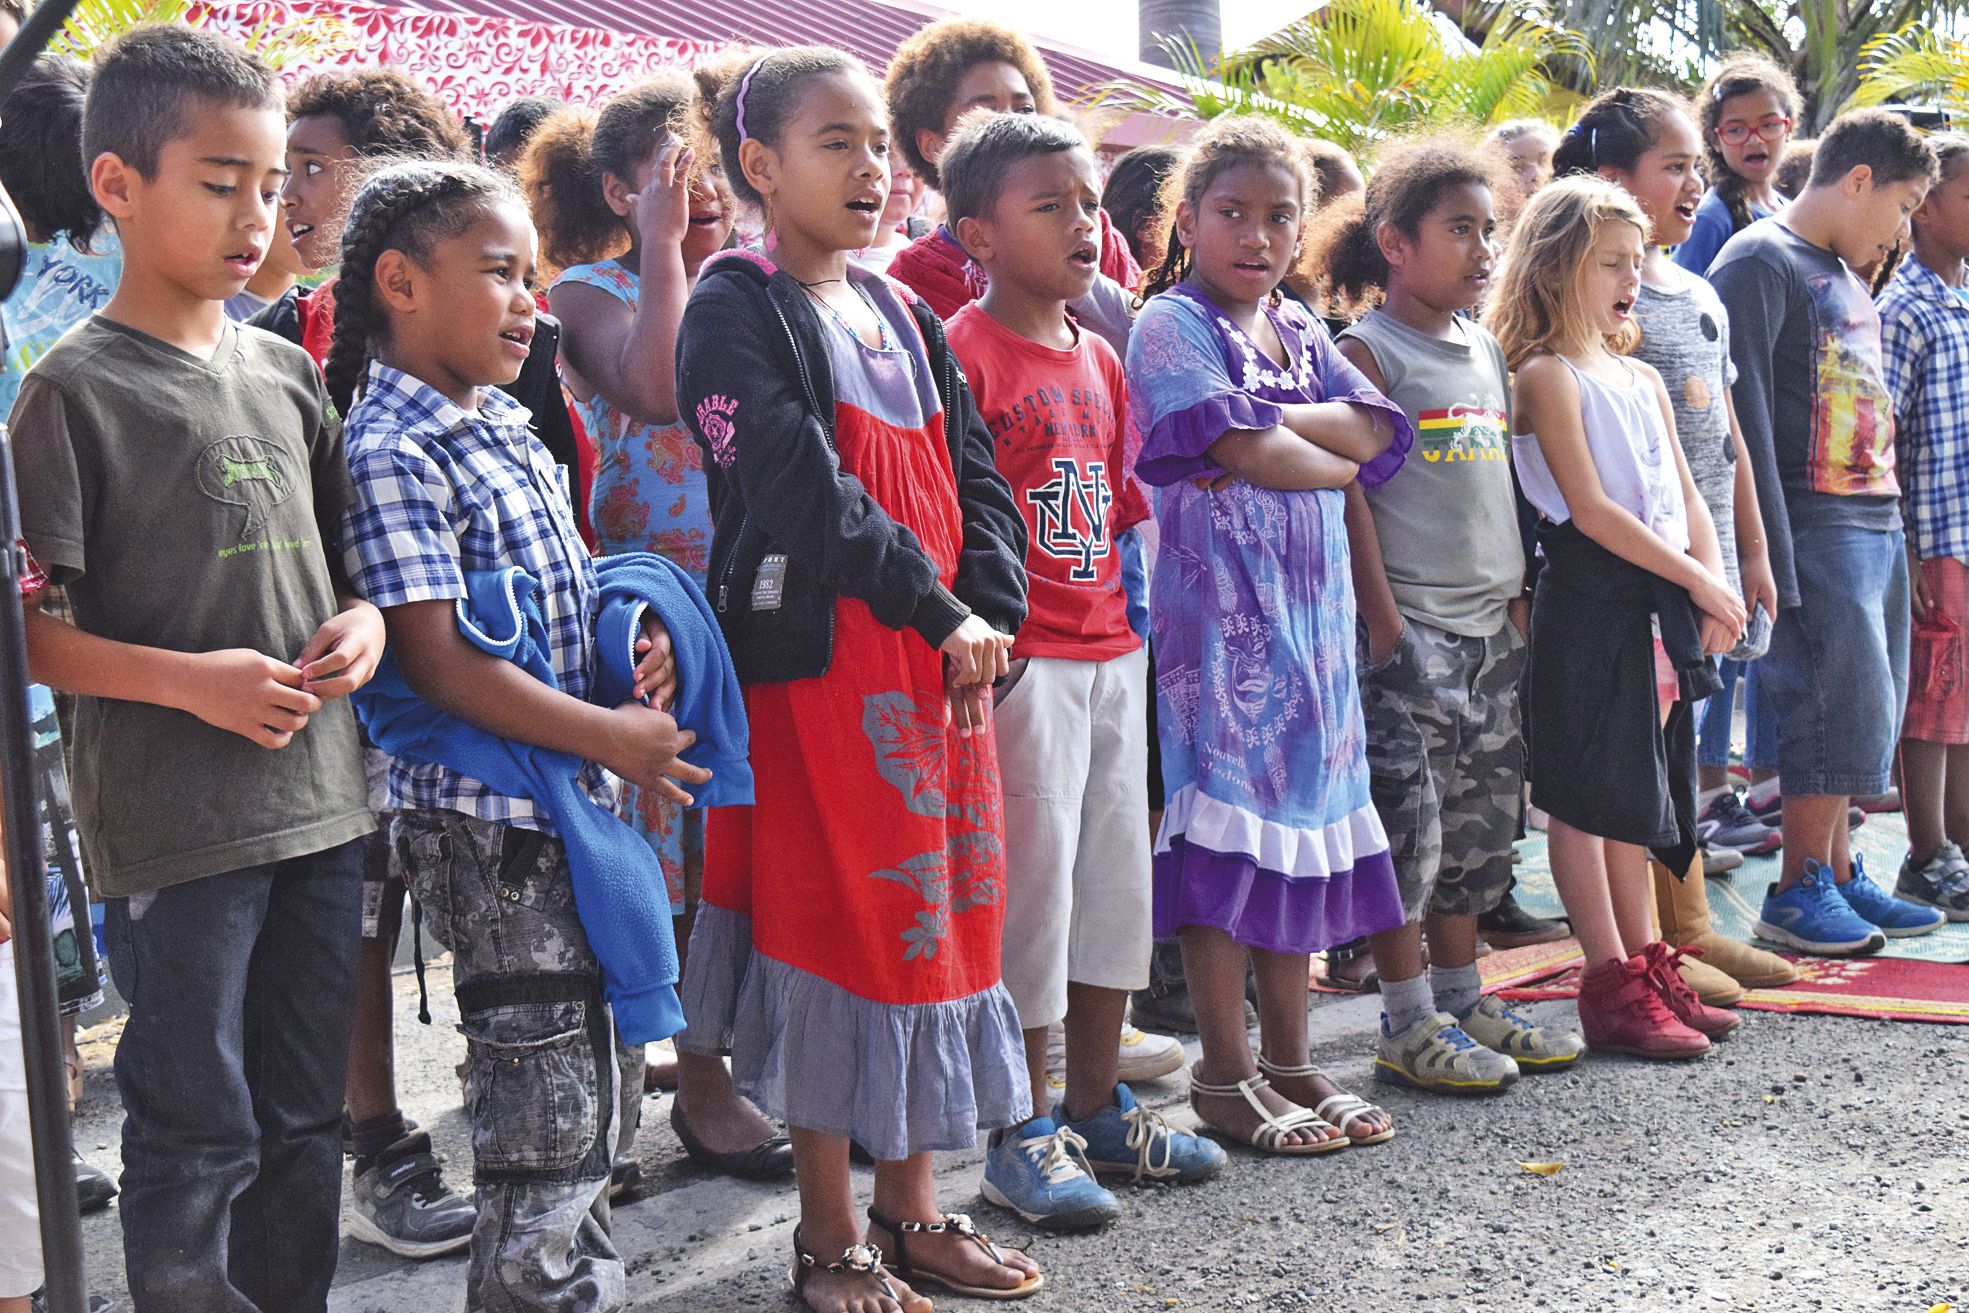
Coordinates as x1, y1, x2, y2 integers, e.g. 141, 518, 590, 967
940, 111, 1224, 1229
11, 25, 380, 1311
1709, 108, 1947, 954
1877, 132, 1969, 922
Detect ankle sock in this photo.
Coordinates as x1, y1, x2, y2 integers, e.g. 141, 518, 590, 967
1697, 784, 1730, 808
1431, 962, 1484, 1020
1746, 777, 1782, 806
1378, 972, 1435, 1035
350, 1109, 408, 1173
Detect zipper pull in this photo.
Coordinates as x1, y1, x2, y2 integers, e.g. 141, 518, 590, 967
718, 584, 729, 612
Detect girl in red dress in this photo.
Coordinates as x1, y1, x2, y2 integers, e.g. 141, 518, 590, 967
677, 47, 1042, 1313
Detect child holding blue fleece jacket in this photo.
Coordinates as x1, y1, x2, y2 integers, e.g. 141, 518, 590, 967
334, 159, 714, 1312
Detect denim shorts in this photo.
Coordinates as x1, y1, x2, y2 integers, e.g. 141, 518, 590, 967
1758, 521, 1909, 796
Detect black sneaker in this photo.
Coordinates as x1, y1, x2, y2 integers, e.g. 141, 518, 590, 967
1477, 892, 1571, 948
346, 1132, 475, 1259
74, 1146, 116, 1214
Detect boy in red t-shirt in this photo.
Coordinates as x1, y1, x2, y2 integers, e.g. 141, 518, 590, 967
939, 112, 1225, 1229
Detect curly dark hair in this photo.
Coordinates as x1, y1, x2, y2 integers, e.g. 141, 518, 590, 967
692, 45, 868, 213
0, 56, 103, 250
882, 18, 1057, 190
520, 77, 692, 276
1309, 135, 1500, 320
1696, 53, 1803, 235
1101, 144, 1180, 269
325, 159, 522, 414
1143, 114, 1311, 300
1550, 86, 1692, 180
288, 68, 467, 161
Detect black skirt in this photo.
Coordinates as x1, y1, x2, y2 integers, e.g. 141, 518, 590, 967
1523, 520, 1700, 859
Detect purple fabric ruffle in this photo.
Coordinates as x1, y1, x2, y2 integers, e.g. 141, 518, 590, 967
1330, 385, 1413, 490
1152, 837, 1405, 954
1137, 391, 1286, 487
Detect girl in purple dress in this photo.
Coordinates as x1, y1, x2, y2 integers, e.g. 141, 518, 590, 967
1127, 116, 1414, 1156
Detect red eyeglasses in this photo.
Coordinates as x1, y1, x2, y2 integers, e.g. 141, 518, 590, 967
1717, 116, 1792, 146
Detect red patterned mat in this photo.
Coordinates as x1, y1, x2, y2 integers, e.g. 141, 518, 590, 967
1480, 937, 1969, 1025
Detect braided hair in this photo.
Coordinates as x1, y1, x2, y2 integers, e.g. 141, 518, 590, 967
325, 159, 523, 414
1696, 54, 1802, 235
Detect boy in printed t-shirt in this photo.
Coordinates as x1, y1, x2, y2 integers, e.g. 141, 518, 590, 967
1709, 109, 1946, 954
10, 27, 379, 1311
938, 111, 1225, 1231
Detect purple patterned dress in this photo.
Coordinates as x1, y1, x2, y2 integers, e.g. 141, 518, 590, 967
1127, 284, 1412, 954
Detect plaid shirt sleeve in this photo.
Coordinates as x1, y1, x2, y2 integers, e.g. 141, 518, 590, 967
340, 436, 467, 610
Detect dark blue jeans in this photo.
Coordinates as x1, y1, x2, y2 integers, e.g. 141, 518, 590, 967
105, 839, 364, 1313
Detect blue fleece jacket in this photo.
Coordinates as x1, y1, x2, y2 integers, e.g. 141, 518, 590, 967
592, 552, 753, 806
355, 558, 750, 1043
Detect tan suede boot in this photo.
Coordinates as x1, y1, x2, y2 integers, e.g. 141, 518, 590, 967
1652, 857, 1799, 992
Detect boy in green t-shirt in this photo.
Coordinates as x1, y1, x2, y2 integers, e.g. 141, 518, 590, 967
12, 26, 380, 1310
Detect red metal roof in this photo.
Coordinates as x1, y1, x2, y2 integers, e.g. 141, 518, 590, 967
402, 0, 1181, 101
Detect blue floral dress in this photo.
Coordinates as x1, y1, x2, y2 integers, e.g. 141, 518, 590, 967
554, 259, 714, 914
1127, 284, 1412, 954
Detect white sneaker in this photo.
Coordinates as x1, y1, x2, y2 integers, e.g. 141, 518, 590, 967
1042, 1022, 1187, 1095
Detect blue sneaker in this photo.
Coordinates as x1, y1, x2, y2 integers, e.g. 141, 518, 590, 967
980, 1115, 1120, 1230
1834, 855, 1945, 938
1060, 1083, 1226, 1185
1754, 860, 1887, 956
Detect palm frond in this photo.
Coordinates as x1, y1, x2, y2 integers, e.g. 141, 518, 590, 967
51, 0, 358, 69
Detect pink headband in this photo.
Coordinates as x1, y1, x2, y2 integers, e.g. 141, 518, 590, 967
734, 54, 771, 143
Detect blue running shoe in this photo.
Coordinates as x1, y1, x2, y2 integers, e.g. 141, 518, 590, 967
1834, 855, 1945, 938
980, 1115, 1120, 1230
1754, 860, 1887, 956
1061, 1083, 1226, 1185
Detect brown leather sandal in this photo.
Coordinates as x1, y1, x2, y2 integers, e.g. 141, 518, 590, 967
789, 1227, 918, 1312
866, 1207, 1044, 1300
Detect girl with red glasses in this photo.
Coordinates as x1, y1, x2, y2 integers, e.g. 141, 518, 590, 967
1676, 53, 1803, 275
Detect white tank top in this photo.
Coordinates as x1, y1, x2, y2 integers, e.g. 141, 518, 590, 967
1514, 356, 1690, 552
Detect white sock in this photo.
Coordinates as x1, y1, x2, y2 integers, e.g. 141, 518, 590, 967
1746, 776, 1782, 805
1378, 972, 1435, 1035
1431, 962, 1484, 1020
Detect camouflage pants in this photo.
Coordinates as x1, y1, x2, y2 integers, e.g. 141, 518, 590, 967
393, 811, 623, 1313
1360, 617, 1525, 921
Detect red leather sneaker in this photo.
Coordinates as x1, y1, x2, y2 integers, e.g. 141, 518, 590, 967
1576, 955, 1711, 1060
1640, 942, 1742, 1038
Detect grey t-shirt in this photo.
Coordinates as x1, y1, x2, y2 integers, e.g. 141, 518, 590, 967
1634, 272, 1740, 590
11, 315, 371, 895
1708, 218, 1900, 608
1339, 310, 1525, 636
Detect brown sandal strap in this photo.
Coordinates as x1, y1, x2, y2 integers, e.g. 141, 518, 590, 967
791, 1226, 897, 1302
870, 1208, 1006, 1268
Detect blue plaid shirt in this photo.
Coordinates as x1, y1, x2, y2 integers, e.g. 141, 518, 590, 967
1879, 255, 1969, 562
340, 361, 609, 833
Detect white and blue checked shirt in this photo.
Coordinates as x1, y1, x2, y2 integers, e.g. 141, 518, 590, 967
340, 361, 610, 833
1879, 255, 1969, 563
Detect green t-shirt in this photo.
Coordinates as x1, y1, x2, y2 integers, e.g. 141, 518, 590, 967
11, 315, 371, 895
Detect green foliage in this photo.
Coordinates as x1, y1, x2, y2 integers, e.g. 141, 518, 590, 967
50, 0, 357, 69
1102, 0, 1590, 154
1847, 20, 1969, 118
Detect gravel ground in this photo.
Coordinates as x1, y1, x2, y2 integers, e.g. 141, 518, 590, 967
65, 958, 1969, 1313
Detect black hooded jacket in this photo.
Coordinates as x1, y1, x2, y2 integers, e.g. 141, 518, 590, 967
676, 250, 1027, 685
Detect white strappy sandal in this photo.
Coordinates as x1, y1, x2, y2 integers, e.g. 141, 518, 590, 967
1185, 1062, 1349, 1156
1256, 1055, 1397, 1146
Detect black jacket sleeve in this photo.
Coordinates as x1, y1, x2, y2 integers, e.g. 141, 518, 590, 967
916, 303, 1029, 640
678, 268, 963, 642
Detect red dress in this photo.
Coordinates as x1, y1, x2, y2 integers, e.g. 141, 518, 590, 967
692, 275, 1027, 1159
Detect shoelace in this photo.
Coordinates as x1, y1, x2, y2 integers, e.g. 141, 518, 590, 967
1485, 999, 1540, 1034
1019, 1125, 1095, 1186
1641, 944, 1704, 1018
1717, 793, 1767, 828
1119, 1102, 1179, 1181
1438, 1022, 1480, 1051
